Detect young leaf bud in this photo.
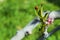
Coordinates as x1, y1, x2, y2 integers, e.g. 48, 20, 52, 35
35, 6, 38, 10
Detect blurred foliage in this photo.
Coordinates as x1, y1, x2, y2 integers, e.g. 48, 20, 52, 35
46, 0, 60, 7
0, 0, 60, 40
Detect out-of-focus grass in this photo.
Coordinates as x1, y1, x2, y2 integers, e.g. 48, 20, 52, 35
0, 0, 60, 40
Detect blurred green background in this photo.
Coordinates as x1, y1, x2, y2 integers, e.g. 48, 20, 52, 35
0, 0, 60, 40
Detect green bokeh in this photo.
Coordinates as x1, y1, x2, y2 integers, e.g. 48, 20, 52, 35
0, 0, 60, 40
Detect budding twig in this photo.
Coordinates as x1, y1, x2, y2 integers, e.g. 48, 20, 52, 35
35, 3, 49, 35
